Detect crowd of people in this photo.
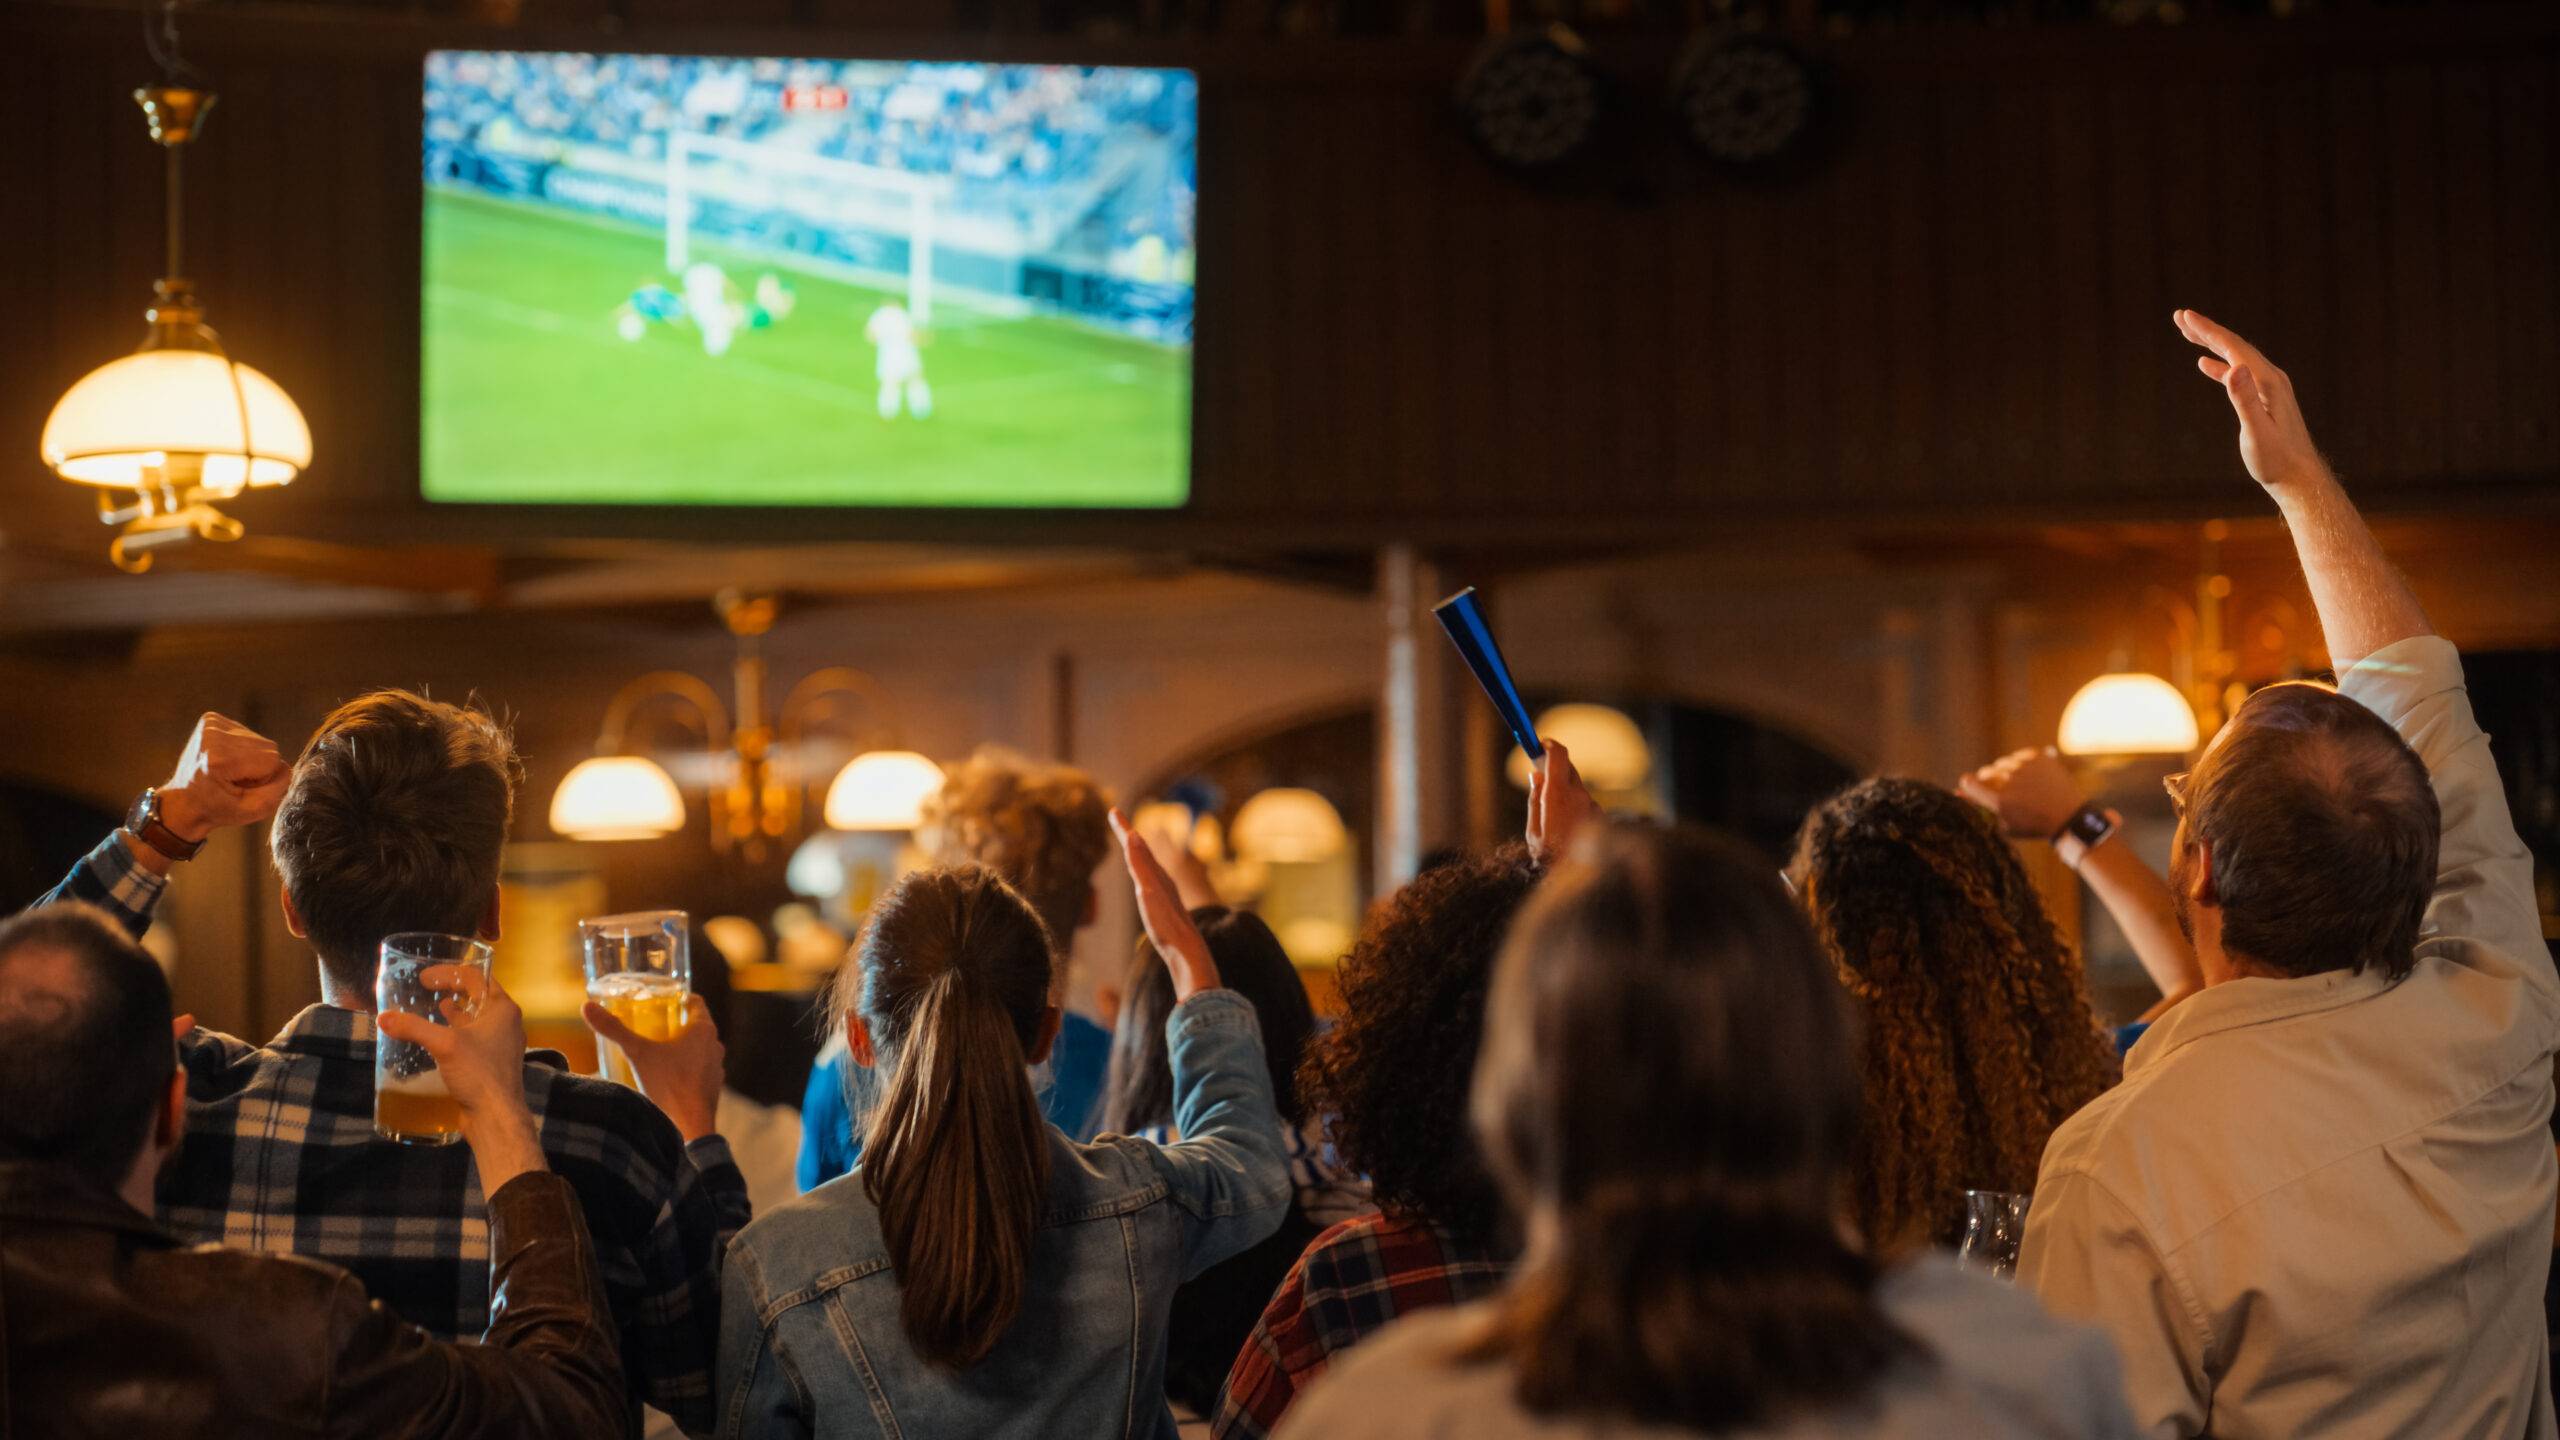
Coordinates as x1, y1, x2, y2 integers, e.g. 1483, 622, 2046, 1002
3, 308, 2552, 1438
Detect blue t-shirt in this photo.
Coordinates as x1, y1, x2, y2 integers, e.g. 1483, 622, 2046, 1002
796, 1009, 1115, 1193
2112, 1021, 2151, 1058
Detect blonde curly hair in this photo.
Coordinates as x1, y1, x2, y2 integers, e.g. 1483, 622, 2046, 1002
1793, 777, 2119, 1256
918, 747, 1113, 956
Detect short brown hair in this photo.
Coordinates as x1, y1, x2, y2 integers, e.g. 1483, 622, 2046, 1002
917, 747, 1111, 957
270, 690, 521, 994
2187, 682, 2439, 983
0, 904, 176, 1189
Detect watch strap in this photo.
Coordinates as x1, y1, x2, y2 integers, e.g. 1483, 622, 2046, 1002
2051, 805, 2115, 872
128, 787, 205, 863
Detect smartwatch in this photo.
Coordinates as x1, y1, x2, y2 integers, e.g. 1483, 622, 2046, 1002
2051, 805, 2116, 872
126, 786, 206, 863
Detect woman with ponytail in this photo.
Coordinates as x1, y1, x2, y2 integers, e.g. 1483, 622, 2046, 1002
717, 813, 1292, 1438
1791, 778, 2122, 1255
1278, 822, 2138, 1439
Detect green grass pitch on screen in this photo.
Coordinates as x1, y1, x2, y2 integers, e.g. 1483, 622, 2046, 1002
421, 190, 1192, 509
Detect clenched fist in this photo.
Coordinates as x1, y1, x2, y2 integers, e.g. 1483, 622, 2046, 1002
158, 712, 291, 842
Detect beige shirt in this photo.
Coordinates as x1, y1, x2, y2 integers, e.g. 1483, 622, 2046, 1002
1273, 1255, 2139, 1439
2020, 635, 2559, 1439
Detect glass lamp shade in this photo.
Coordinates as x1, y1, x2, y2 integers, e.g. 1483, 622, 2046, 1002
550, 756, 687, 840
824, 751, 946, 831
41, 349, 310, 495
1231, 788, 1349, 864
2058, 673, 2202, 757
1504, 702, 1652, 791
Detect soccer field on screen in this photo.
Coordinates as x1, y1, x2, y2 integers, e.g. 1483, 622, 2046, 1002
422, 189, 1191, 507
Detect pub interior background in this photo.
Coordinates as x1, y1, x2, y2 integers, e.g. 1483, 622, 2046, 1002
3, 0, 2557, 1101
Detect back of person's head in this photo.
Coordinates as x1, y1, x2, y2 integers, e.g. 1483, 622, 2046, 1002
840, 865, 1056, 1369
2185, 681, 2438, 982
270, 690, 521, 996
1300, 843, 1542, 1255
0, 904, 176, 1191
919, 747, 1112, 957
1792, 776, 2117, 1252
1466, 822, 1918, 1431
1101, 907, 1314, 1136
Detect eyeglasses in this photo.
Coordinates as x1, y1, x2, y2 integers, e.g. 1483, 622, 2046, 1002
2162, 770, 2192, 818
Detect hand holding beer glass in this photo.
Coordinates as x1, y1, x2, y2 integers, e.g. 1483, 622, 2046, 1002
374, 933, 495, 1145
579, 910, 725, 1142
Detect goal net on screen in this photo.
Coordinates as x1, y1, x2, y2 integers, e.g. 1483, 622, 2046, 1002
664, 131, 947, 323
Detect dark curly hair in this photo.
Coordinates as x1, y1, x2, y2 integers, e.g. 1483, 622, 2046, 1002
1793, 778, 2119, 1255
1299, 843, 1543, 1254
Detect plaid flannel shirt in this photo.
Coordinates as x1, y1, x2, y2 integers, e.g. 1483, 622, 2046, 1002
38, 833, 753, 1437
1210, 1212, 1510, 1440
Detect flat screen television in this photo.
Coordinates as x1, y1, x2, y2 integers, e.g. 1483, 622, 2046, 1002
422, 51, 1196, 507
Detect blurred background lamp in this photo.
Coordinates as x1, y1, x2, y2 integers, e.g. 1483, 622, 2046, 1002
2058, 672, 2201, 756
1231, 787, 1349, 864
1456, 26, 1604, 173
550, 755, 687, 840
1505, 702, 1652, 791
824, 750, 946, 831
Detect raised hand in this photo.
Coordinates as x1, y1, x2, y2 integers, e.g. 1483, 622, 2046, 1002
376, 965, 548, 1191
2175, 309, 2327, 492
1527, 739, 1601, 866
1111, 807, 1220, 1001
1958, 746, 2088, 840
159, 712, 291, 842
584, 998, 725, 1143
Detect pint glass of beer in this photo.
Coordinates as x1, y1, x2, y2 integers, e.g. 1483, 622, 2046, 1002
374, 933, 493, 1145
580, 910, 689, 1088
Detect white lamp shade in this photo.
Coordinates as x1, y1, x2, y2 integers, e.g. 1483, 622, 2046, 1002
1504, 702, 1652, 791
2058, 672, 2202, 757
550, 756, 687, 840
1231, 788, 1349, 864
41, 350, 311, 494
825, 751, 946, 831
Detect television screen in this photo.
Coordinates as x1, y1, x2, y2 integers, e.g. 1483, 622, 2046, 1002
422, 51, 1195, 507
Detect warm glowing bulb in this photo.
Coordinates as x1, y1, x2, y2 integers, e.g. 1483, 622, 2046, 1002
1231, 788, 1349, 864
1505, 702, 1652, 791
2058, 673, 2201, 757
41, 350, 309, 491
550, 756, 686, 840
824, 751, 946, 831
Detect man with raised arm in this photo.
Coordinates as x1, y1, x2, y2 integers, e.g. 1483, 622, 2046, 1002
2017, 312, 2558, 1438
30, 694, 750, 1436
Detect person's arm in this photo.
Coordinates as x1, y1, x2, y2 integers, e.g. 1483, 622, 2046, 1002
2175, 309, 2433, 665
320, 1174, 632, 1440
28, 712, 288, 936
352, 965, 631, 1437
1527, 739, 1600, 867
585, 992, 728, 1145
1112, 810, 1293, 1276
2017, 1172, 2209, 1440
714, 1243, 815, 1440
1960, 748, 2203, 1003
2178, 312, 2543, 979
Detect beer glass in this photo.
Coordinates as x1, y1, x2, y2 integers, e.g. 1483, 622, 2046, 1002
1957, 1189, 2033, 1281
580, 910, 690, 1088
374, 933, 493, 1145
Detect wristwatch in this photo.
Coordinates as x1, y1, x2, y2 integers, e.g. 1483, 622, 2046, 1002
126, 787, 206, 863
2051, 805, 2117, 872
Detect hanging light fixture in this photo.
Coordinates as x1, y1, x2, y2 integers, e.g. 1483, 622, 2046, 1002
40, 4, 310, 573
2057, 673, 2201, 757
1232, 788, 1350, 865
552, 591, 939, 860
1504, 702, 1653, 792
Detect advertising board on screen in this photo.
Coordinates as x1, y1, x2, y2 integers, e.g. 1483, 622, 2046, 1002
422, 51, 1195, 507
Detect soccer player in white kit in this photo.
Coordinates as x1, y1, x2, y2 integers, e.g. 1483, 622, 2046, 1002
684, 261, 741, 358
865, 301, 932, 420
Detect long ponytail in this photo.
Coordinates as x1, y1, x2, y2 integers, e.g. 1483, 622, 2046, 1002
849, 866, 1057, 1369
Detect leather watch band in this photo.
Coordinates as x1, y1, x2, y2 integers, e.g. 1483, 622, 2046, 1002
127, 787, 206, 863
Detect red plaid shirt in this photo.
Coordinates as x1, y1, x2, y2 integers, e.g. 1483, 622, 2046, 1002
1211, 1212, 1510, 1439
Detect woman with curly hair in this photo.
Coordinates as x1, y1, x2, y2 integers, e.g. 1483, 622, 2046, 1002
1793, 776, 2123, 1255
1210, 843, 1544, 1440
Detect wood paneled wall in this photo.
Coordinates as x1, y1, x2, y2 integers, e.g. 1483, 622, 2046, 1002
3, 4, 2555, 551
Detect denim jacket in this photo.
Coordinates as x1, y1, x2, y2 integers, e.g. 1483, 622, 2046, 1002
717, 988, 1292, 1439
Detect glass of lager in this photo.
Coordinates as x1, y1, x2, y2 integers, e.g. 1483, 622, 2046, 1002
374, 932, 493, 1145
580, 910, 690, 1088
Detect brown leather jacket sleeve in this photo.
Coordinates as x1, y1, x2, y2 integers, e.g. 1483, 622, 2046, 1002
320, 1173, 632, 1439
